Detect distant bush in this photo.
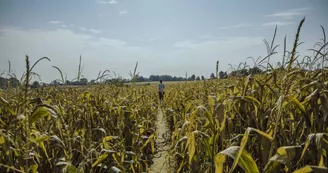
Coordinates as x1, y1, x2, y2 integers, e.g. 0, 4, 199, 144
229, 67, 263, 77
0, 77, 20, 89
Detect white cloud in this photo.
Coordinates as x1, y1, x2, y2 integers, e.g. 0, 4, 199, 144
0, 27, 269, 82
80, 27, 87, 31
96, 0, 117, 4
89, 37, 126, 47
0, 27, 156, 82
99, 14, 103, 17
262, 22, 293, 27
267, 8, 310, 18
49, 21, 61, 24
89, 29, 102, 34
69, 24, 74, 27
219, 23, 251, 30
61, 25, 67, 28
162, 36, 267, 76
119, 10, 127, 16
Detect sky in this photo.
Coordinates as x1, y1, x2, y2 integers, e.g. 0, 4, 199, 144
0, 0, 327, 82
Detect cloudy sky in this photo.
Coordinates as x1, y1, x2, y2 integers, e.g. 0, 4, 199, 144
0, 0, 327, 82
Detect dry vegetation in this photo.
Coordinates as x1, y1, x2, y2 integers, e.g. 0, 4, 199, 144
1, 74, 159, 172
163, 18, 328, 173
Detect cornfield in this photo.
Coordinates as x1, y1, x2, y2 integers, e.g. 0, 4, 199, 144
0, 71, 159, 172
1, 18, 328, 173
163, 18, 328, 173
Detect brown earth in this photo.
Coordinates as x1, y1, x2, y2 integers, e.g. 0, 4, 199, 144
148, 109, 174, 173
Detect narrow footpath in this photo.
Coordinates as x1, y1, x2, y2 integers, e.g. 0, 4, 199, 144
148, 110, 173, 173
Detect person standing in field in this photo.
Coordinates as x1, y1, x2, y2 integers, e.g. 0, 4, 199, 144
158, 80, 165, 101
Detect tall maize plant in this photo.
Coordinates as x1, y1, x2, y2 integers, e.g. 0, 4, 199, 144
163, 18, 328, 172
0, 68, 159, 173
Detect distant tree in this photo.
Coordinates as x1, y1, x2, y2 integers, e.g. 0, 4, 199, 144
90, 79, 96, 84
31, 81, 41, 88
190, 74, 196, 81
0, 77, 6, 88
149, 75, 185, 81
51, 80, 60, 86
196, 76, 200, 80
219, 71, 228, 79
210, 73, 215, 79
249, 66, 262, 75
80, 78, 88, 85
137, 75, 145, 82
105, 76, 124, 86
201, 75, 205, 80
8, 78, 20, 88
0, 77, 20, 89
65, 80, 71, 85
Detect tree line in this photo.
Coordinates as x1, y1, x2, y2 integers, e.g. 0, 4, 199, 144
0, 68, 263, 89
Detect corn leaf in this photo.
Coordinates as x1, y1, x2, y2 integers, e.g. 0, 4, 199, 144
264, 146, 302, 172
293, 165, 328, 173
220, 146, 260, 173
214, 154, 226, 173
188, 131, 196, 164
30, 106, 51, 123
230, 127, 273, 173
92, 153, 109, 168
0, 97, 16, 115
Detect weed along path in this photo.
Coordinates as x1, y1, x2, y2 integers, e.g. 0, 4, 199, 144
149, 109, 173, 173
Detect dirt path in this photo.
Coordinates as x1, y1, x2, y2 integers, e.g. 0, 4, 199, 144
149, 109, 173, 173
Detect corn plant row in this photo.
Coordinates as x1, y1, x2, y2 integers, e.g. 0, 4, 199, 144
163, 18, 328, 173
0, 70, 159, 173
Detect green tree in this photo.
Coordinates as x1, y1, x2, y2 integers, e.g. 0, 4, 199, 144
219, 71, 228, 79
210, 73, 215, 79
80, 78, 88, 85
31, 81, 41, 88
190, 74, 196, 81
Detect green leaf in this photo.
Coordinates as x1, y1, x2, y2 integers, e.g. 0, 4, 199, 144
141, 134, 155, 150
29, 164, 38, 173
30, 107, 51, 123
244, 96, 261, 105
208, 96, 216, 114
102, 136, 118, 149
0, 133, 5, 145
219, 146, 260, 173
288, 96, 306, 113
214, 154, 226, 173
293, 165, 328, 173
0, 97, 16, 115
297, 133, 328, 166
64, 165, 81, 173
188, 131, 196, 164
198, 106, 214, 129
58, 162, 82, 173
92, 153, 109, 168
214, 103, 226, 132
264, 146, 302, 172
230, 127, 273, 173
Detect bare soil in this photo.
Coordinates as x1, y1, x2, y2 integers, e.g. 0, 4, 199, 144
148, 110, 174, 173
